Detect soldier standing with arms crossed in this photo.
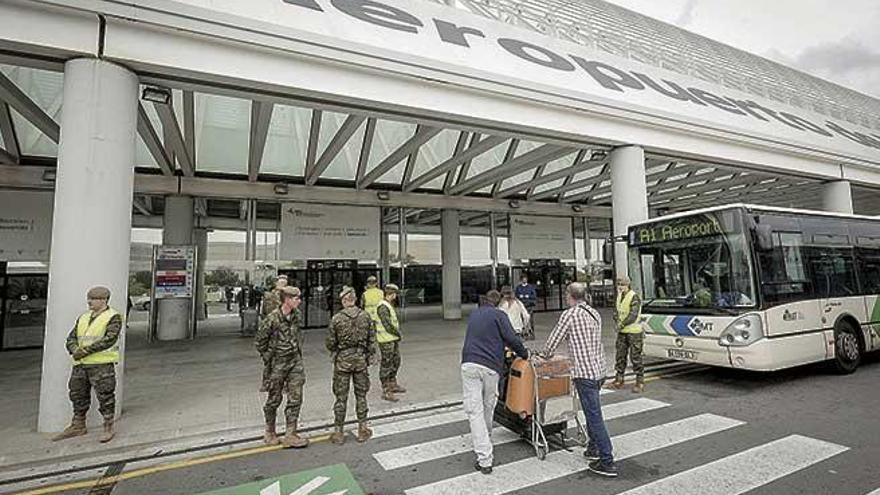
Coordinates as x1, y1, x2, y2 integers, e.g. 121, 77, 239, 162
326, 286, 377, 444
255, 286, 309, 448
259, 275, 289, 392
375, 284, 405, 402
53, 286, 123, 444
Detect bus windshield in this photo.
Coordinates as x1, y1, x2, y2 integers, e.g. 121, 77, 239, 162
628, 209, 757, 313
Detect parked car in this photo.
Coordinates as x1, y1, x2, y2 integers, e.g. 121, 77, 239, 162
131, 295, 151, 311
205, 286, 224, 303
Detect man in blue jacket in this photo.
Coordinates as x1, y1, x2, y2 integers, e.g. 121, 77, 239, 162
514, 275, 537, 339
461, 290, 529, 475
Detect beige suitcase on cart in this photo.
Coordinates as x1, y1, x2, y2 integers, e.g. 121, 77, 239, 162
505, 356, 571, 416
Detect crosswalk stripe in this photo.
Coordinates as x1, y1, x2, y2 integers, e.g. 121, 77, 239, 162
866, 489, 880, 495
372, 410, 468, 439
618, 434, 848, 495
405, 413, 744, 495
374, 398, 669, 470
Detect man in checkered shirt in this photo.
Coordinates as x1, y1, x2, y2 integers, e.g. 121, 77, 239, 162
541, 282, 618, 478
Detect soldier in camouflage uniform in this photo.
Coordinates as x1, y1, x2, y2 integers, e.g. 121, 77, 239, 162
326, 286, 377, 444
255, 286, 309, 448
259, 275, 289, 392
375, 284, 405, 402
53, 286, 123, 444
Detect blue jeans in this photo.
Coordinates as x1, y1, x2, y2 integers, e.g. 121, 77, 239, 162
574, 378, 614, 464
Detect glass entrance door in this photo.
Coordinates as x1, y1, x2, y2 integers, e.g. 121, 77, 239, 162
2, 273, 49, 350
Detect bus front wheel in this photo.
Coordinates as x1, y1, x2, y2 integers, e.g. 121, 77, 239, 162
833, 321, 861, 374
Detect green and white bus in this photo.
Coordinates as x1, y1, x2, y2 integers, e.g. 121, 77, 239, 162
627, 204, 880, 373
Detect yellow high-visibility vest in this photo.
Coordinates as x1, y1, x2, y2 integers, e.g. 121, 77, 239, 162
375, 299, 400, 343
363, 287, 384, 322
75, 308, 121, 365
616, 290, 643, 334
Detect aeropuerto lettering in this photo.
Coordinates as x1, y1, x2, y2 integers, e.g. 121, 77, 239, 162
282, 0, 880, 152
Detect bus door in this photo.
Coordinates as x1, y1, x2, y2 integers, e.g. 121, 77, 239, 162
806, 235, 863, 358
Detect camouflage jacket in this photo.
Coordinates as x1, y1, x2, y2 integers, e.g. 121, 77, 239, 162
261, 289, 282, 318
255, 308, 304, 361
326, 307, 376, 371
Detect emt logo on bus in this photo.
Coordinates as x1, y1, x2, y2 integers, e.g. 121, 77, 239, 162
631, 216, 725, 246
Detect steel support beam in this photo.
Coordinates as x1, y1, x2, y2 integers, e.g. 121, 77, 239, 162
305, 109, 322, 178
137, 103, 174, 176
407, 134, 506, 192
153, 101, 194, 176
0, 102, 19, 162
307, 114, 365, 185
183, 90, 195, 164
442, 132, 470, 192
359, 126, 441, 188
491, 139, 519, 196
132, 196, 152, 216
356, 117, 376, 188
0, 71, 59, 143
248, 100, 274, 182
0, 147, 17, 165
546, 163, 610, 202
449, 145, 574, 196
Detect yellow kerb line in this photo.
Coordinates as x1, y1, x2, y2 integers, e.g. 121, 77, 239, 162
11, 433, 333, 495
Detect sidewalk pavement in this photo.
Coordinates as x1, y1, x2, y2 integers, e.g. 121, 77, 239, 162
0, 304, 653, 478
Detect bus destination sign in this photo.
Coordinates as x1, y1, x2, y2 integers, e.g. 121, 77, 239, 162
630, 215, 727, 246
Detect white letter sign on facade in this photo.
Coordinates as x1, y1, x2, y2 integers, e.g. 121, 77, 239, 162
280, 203, 380, 260
509, 215, 574, 259
0, 190, 53, 262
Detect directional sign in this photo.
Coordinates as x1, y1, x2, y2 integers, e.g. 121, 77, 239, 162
194, 464, 364, 495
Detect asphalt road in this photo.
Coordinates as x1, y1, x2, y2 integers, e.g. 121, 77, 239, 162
17, 354, 880, 495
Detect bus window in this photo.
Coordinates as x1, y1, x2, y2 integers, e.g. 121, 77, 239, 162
757, 231, 812, 304
808, 247, 857, 298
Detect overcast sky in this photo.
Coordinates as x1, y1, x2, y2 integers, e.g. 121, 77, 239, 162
602, 0, 880, 99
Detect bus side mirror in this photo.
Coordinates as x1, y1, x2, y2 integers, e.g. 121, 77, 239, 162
754, 224, 773, 251
602, 241, 614, 264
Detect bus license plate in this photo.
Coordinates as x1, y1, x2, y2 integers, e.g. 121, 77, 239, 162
667, 349, 697, 360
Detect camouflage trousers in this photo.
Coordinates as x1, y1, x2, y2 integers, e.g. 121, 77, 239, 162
69, 364, 116, 420
332, 367, 370, 426
614, 332, 645, 382
378, 341, 401, 387
263, 356, 306, 426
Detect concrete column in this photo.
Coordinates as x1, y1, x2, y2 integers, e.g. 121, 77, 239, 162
380, 231, 390, 284
194, 227, 208, 321
489, 213, 498, 288
822, 180, 854, 214
38, 59, 138, 432
610, 146, 648, 279
441, 209, 462, 320
158, 195, 194, 340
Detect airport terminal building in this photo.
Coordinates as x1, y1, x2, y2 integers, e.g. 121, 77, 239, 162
0, 0, 879, 440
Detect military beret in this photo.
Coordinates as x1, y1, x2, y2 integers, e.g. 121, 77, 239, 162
280, 286, 301, 298
87, 286, 111, 300
338, 286, 356, 299
384, 284, 400, 293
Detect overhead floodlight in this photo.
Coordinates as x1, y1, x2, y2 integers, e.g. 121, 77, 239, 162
376, 191, 391, 201
273, 182, 289, 195
141, 86, 172, 105
508, 199, 521, 209
589, 150, 608, 161
571, 204, 583, 213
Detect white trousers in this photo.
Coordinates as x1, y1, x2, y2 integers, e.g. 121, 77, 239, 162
461, 362, 499, 467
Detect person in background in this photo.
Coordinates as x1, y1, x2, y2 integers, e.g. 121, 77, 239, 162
498, 286, 531, 339
362, 275, 383, 314
608, 275, 645, 393
225, 286, 234, 312
514, 274, 537, 339
258, 275, 290, 392
326, 286, 377, 445
540, 282, 618, 477
461, 290, 529, 475
376, 284, 405, 402
53, 286, 123, 444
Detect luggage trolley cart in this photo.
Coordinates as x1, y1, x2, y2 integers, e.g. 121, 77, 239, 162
494, 353, 589, 460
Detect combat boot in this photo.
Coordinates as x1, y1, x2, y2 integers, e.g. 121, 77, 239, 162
52, 415, 87, 442
330, 425, 346, 445
99, 418, 115, 443
631, 381, 645, 394
281, 421, 309, 449
382, 388, 399, 402
606, 377, 625, 390
263, 421, 280, 446
391, 380, 407, 393
356, 422, 373, 443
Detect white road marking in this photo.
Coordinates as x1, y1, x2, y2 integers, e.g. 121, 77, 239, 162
260, 481, 281, 495
405, 413, 743, 495
372, 410, 468, 439
619, 435, 848, 495
289, 476, 331, 495
375, 398, 669, 470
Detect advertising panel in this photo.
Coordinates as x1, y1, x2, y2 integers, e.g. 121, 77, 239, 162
279, 203, 380, 260
510, 215, 574, 259
153, 246, 196, 299
0, 190, 53, 261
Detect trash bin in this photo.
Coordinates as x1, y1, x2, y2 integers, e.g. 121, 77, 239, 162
241, 309, 259, 336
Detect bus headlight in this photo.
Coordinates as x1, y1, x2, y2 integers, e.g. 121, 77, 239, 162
718, 314, 763, 347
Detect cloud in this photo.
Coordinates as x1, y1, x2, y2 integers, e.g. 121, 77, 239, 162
790, 39, 880, 98
674, 0, 699, 27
